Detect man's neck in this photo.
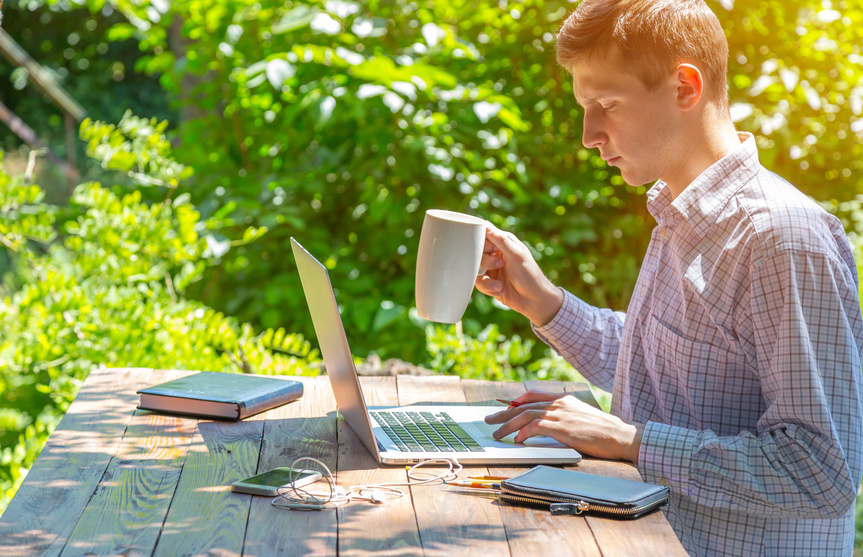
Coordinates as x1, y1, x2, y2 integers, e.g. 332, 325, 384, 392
663, 117, 742, 199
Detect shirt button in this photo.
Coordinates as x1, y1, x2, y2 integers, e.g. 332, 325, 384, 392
659, 228, 667, 239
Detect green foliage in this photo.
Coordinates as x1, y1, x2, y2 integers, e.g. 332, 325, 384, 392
0, 119, 320, 515
723, 1, 863, 196
0, 0, 174, 201
80, 112, 194, 188
0, 164, 56, 251
426, 323, 539, 381
425, 323, 611, 412
5, 0, 861, 366
33, 0, 656, 364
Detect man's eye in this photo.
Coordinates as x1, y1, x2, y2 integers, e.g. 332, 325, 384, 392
602, 104, 617, 111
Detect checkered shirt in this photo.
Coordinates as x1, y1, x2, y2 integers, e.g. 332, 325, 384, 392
535, 134, 863, 556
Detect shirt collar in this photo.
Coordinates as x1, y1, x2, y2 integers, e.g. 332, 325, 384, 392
645, 132, 759, 238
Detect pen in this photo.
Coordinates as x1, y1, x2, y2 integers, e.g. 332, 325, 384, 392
445, 480, 501, 489
496, 398, 526, 407
467, 475, 510, 481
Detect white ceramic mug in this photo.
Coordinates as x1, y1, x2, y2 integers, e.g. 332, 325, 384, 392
415, 209, 487, 323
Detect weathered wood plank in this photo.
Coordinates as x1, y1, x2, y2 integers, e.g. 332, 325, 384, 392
396, 375, 509, 557
59, 409, 198, 556
152, 417, 263, 556
242, 375, 339, 557
584, 510, 687, 557
0, 367, 170, 557
334, 377, 423, 557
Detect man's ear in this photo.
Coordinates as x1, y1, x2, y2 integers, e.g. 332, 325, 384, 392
674, 63, 703, 112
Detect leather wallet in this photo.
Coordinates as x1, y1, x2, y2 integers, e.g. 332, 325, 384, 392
499, 465, 669, 519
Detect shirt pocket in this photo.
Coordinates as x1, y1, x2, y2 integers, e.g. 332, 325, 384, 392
643, 315, 762, 435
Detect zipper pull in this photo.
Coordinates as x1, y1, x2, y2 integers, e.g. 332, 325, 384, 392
550, 501, 590, 515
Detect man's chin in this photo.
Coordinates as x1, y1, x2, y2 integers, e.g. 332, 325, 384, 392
619, 170, 654, 188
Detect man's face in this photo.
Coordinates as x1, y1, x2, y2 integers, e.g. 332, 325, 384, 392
570, 52, 683, 187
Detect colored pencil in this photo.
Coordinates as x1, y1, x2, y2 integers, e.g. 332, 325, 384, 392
445, 480, 501, 489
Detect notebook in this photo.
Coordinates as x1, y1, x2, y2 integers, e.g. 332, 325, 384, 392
138, 371, 303, 420
291, 238, 582, 465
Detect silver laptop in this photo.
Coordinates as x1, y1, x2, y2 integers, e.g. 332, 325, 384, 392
291, 238, 581, 465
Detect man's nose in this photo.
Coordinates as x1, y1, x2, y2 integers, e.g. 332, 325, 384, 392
581, 111, 605, 149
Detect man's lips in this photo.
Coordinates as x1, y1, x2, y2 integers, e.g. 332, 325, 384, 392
603, 156, 620, 166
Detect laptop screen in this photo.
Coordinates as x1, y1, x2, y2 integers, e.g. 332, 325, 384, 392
290, 238, 381, 459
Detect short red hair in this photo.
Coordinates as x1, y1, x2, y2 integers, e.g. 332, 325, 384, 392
556, 0, 729, 109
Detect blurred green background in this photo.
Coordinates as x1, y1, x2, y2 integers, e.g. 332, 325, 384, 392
1, 0, 862, 547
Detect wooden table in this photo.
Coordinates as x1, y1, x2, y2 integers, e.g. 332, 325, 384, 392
0, 367, 688, 556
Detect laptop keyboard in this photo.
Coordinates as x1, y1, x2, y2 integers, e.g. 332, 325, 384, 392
370, 411, 485, 453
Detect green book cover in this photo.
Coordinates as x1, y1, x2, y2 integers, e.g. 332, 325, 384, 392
137, 372, 304, 420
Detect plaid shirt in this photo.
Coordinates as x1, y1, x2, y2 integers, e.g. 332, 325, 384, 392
535, 134, 863, 556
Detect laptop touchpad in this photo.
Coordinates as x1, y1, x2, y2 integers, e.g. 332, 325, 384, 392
469, 421, 570, 448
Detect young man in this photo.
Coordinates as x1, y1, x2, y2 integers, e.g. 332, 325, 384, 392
477, 0, 863, 555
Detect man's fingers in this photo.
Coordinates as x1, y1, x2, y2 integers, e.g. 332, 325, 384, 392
491, 413, 533, 439
484, 403, 533, 425
480, 252, 503, 273
488, 408, 548, 439
475, 275, 503, 296
513, 418, 554, 444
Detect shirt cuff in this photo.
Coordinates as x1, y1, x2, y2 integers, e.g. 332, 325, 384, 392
637, 420, 699, 495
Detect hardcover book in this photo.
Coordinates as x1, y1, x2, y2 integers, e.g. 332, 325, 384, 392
137, 372, 304, 420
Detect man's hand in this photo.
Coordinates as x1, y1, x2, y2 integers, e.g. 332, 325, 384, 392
475, 222, 564, 327
485, 391, 644, 463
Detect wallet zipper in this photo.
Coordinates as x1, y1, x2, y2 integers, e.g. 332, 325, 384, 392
499, 490, 657, 517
